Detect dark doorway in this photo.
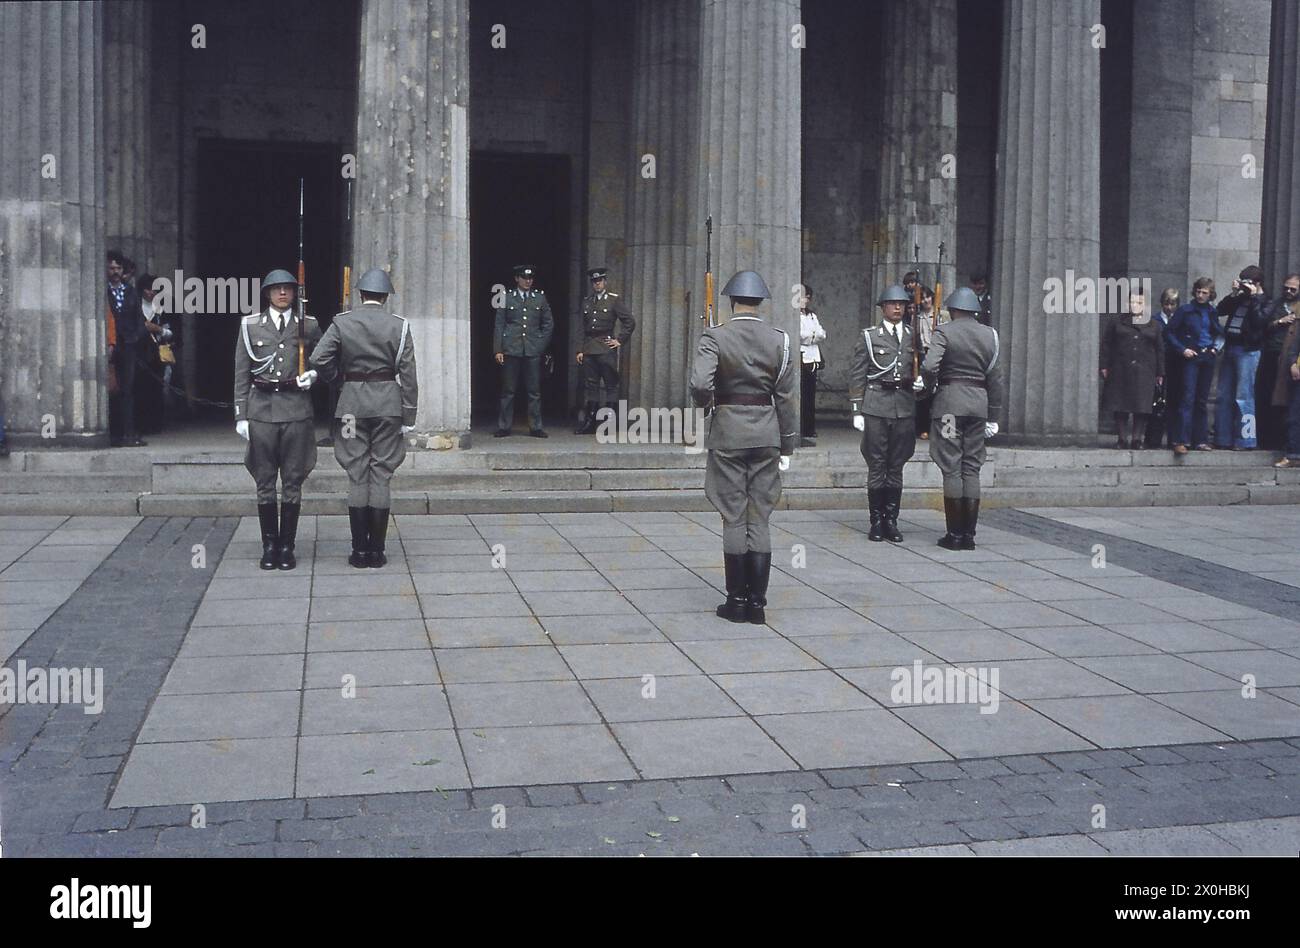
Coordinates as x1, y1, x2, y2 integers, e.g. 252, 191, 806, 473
194, 140, 345, 420
469, 152, 571, 428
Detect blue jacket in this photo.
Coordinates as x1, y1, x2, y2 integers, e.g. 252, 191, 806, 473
1165, 301, 1223, 355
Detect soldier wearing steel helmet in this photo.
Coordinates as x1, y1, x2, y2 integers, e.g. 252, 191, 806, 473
849, 284, 920, 543
917, 285, 1004, 550
233, 269, 322, 570
310, 267, 419, 569
690, 270, 798, 625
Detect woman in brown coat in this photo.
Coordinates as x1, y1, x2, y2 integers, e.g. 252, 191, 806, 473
1100, 292, 1164, 448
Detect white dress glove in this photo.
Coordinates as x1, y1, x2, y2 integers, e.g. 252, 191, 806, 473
852, 414, 865, 432
985, 421, 999, 438
401, 425, 416, 434
236, 420, 249, 440
912, 377, 926, 393
778, 456, 791, 473
296, 370, 317, 390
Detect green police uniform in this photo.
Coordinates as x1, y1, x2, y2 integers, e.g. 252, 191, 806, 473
574, 271, 636, 433
494, 278, 553, 434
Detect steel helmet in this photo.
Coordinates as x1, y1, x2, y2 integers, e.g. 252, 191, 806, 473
721, 270, 771, 300
356, 268, 395, 295
262, 269, 296, 288
946, 286, 982, 314
876, 284, 911, 305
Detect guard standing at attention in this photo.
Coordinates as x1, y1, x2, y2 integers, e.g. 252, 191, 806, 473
233, 269, 322, 570
849, 284, 918, 543
494, 264, 553, 438
917, 285, 1004, 550
574, 267, 636, 434
310, 267, 418, 569
690, 270, 798, 625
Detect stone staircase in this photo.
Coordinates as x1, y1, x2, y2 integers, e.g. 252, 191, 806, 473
3, 435, 1299, 515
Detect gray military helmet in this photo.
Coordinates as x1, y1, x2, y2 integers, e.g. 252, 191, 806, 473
946, 286, 982, 313
262, 269, 297, 288
876, 284, 911, 305
721, 270, 770, 300
356, 268, 394, 295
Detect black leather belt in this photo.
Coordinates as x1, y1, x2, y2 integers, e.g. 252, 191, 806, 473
715, 393, 772, 406
252, 379, 300, 392
344, 371, 396, 381
867, 380, 904, 391
942, 376, 987, 387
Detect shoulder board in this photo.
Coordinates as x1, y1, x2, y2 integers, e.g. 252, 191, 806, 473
608, 293, 619, 298
243, 313, 260, 322
305, 314, 318, 322
390, 312, 406, 321
335, 309, 352, 318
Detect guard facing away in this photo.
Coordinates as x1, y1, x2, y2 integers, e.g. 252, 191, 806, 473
574, 267, 636, 434
233, 269, 322, 570
310, 268, 418, 569
917, 285, 1004, 549
849, 284, 918, 543
494, 264, 553, 438
690, 270, 798, 625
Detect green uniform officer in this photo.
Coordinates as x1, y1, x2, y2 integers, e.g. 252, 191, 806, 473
494, 264, 553, 437
574, 267, 636, 434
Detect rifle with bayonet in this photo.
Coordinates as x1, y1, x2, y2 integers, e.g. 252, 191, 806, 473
297, 177, 308, 376
702, 215, 718, 328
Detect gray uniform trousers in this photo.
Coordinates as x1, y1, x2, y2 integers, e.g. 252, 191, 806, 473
334, 416, 405, 507
929, 416, 986, 498
860, 416, 916, 489
704, 446, 783, 554
246, 418, 317, 503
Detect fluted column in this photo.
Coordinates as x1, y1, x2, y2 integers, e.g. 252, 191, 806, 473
104, 0, 152, 270
0, 2, 107, 444
875, 0, 958, 302
353, 0, 469, 438
625, 0, 700, 410
991, 0, 1101, 441
697, 0, 803, 406
1262, 0, 1300, 286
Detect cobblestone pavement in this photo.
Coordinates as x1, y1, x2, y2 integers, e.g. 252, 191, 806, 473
1, 507, 1297, 856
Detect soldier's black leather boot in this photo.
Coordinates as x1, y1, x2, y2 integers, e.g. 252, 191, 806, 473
958, 498, 980, 550
937, 497, 964, 549
368, 507, 390, 568
277, 502, 300, 570
257, 503, 279, 570
716, 553, 750, 622
867, 488, 884, 541
882, 487, 904, 543
744, 551, 772, 625
347, 507, 370, 568
574, 401, 599, 434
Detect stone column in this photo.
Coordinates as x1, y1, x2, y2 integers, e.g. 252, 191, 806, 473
696, 0, 802, 404
875, 0, 959, 302
990, 0, 1101, 441
0, 2, 107, 445
353, 0, 469, 440
1262, 0, 1300, 286
104, 0, 153, 271
624, 0, 700, 410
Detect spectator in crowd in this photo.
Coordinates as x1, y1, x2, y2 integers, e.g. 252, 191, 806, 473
106, 249, 146, 447
135, 274, 173, 434
1166, 276, 1223, 455
970, 272, 993, 326
914, 286, 946, 440
1145, 288, 1181, 448
1260, 273, 1300, 452
797, 286, 826, 446
1213, 265, 1270, 450
1272, 274, 1300, 468
1101, 291, 1163, 448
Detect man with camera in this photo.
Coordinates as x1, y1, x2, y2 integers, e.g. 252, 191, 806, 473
1212, 265, 1271, 450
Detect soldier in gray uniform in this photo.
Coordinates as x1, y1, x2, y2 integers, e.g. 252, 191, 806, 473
233, 269, 322, 570
917, 285, 1004, 549
849, 284, 918, 543
310, 268, 418, 569
574, 267, 636, 434
690, 270, 798, 625
494, 264, 553, 437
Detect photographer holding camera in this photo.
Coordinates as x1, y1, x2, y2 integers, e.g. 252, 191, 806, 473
1212, 265, 1271, 450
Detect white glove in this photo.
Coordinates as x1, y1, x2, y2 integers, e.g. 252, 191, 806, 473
912, 377, 926, 393
778, 456, 791, 473
296, 370, 317, 390
852, 414, 865, 432
401, 425, 416, 434
985, 421, 999, 438
236, 420, 249, 441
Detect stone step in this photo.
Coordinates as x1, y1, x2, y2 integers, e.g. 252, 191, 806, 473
0, 471, 151, 493
1, 451, 152, 473
151, 463, 594, 493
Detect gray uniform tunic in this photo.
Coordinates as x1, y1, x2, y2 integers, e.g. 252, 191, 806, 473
233, 307, 322, 503
690, 315, 798, 554
309, 301, 418, 508
848, 320, 918, 489
920, 316, 1004, 498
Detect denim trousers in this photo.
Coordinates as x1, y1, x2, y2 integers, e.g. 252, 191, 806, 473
1213, 344, 1260, 448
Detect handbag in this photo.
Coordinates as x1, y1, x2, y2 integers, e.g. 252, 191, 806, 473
157, 343, 176, 365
